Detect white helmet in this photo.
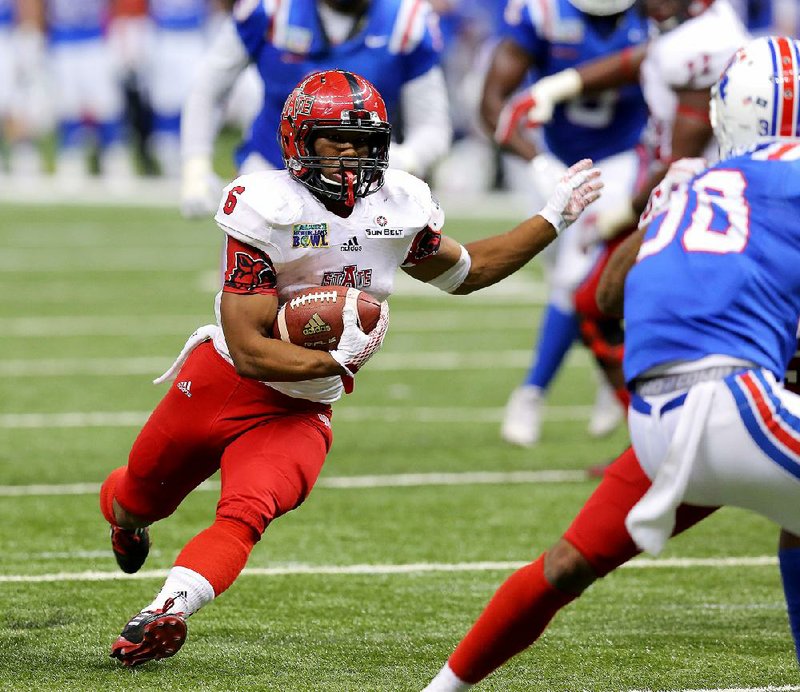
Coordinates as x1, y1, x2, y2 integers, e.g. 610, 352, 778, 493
566, 0, 636, 16
711, 35, 800, 159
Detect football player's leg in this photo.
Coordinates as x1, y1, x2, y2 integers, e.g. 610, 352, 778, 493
144, 412, 333, 619
50, 45, 89, 180
99, 343, 237, 571
426, 447, 716, 690
500, 301, 579, 447
779, 529, 800, 663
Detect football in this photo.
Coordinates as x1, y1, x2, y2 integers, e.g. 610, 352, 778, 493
271, 286, 381, 351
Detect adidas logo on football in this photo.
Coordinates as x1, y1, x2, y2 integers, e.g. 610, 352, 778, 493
177, 381, 192, 398
302, 313, 331, 336
341, 236, 362, 252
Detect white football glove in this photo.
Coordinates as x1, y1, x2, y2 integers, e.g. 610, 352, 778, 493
330, 301, 389, 378
638, 157, 707, 230
538, 159, 603, 235
181, 156, 223, 219
528, 152, 568, 203
494, 69, 582, 146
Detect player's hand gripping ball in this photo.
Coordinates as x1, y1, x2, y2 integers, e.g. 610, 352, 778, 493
271, 286, 382, 351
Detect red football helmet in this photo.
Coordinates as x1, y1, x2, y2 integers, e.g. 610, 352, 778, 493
279, 70, 392, 206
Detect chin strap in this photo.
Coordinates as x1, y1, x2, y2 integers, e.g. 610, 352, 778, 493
344, 171, 356, 207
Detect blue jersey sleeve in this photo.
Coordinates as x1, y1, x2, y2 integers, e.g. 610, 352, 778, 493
403, 9, 441, 80
499, 1, 545, 63
235, 1, 272, 61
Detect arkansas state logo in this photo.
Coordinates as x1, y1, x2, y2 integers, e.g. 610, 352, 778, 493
223, 236, 277, 293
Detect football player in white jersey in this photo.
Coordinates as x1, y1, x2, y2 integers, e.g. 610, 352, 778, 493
99, 69, 602, 667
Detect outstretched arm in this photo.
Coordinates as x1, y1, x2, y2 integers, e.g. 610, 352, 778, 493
404, 160, 603, 294
494, 43, 647, 147
576, 44, 647, 93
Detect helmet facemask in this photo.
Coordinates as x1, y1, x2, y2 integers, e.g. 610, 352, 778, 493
294, 115, 391, 206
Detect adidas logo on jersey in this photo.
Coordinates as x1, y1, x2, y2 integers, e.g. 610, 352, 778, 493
177, 381, 192, 398
302, 313, 332, 336
341, 236, 362, 252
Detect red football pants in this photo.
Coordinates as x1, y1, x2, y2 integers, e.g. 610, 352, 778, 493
114, 341, 333, 535
564, 446, 718, 576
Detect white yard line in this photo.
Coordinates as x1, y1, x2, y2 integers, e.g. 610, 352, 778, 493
0, 404, 594, 429
0, 469, 588, 497
630, 688, 800, 692
0, 556, 779, 584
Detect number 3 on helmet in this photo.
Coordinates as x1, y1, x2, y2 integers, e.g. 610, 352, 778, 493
711, 36, 800, 159
279, 70, 392, 206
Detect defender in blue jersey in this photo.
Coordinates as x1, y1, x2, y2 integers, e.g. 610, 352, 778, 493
180, 0, 452, 218
423, 36, 800, 692
487, 0, 648, 448
622, 36, 800, 554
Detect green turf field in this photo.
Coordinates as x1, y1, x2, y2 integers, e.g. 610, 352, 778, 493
0, 203, 797, 691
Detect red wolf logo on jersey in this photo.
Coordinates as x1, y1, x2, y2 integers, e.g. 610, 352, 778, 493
225, 252, 277, 292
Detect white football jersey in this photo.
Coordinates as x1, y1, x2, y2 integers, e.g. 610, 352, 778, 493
210, 168, 445, 403
640, 0, 749, 162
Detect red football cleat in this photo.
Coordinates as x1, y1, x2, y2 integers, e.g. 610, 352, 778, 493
110, 610, 187, 667
110, 526, 150, 574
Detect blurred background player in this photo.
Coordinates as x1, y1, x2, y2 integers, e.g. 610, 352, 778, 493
0, 0, 17, 175
0, 0, 48, 177
146, 0, 216, 177
180, 0, 452, 218
518, 0, 749, 240
423, 34, 800, 691
729, 0, 773, 34
495, 0, 749, 449
42, 0, 135, 182
101, 69, 602, 667
485, 0, 649, 448
426, 0, 504, 195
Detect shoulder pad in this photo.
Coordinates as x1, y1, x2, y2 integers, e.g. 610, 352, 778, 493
381, 169, 445, 230
214, 171, 303, 252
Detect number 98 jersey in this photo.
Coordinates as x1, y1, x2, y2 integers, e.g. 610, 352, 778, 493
623, 143, 800, 384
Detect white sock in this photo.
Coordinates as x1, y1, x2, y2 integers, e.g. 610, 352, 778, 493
422, 663, 472, 692
144, 566, 215, 617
